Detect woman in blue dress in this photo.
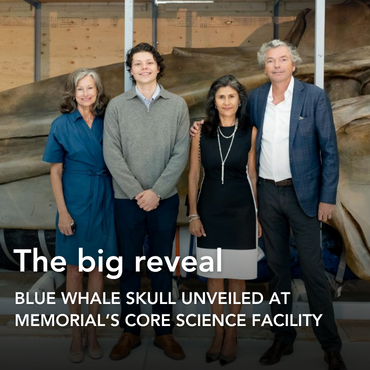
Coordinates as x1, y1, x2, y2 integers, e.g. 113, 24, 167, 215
43, 68, 117, 363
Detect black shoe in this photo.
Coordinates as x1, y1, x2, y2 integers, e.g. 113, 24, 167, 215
259, 339, 293, 365
219, 354, 236, 366
206, 332, 224, 363
219, 334, 237, 366
324, 351, 347, 370
206, 351, 220, 363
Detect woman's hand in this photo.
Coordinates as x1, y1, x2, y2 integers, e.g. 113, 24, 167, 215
58, 211, 74, 236
50, 163, 74, 236
189, 219, 206, 237
257, 219, 263, 238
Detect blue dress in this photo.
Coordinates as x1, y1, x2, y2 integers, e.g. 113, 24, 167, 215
43, 109, 117, 266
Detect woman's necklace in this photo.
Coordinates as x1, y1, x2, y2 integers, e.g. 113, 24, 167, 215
217, 119, 238, 185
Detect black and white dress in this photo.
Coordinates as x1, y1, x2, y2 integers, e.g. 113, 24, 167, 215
196, 123, 258, 279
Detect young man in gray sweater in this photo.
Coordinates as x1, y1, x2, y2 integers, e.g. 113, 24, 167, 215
103, 43, 190, 361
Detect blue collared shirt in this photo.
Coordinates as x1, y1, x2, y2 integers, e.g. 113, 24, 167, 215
135, 84, 161, 109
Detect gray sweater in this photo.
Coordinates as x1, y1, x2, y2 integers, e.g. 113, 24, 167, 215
103, 86, 190, 200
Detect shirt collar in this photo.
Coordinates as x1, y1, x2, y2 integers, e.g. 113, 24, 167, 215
126, 84, 171, 100
135, 83, 161, 103
70, 108, 83, 122
267, 76, 295, 102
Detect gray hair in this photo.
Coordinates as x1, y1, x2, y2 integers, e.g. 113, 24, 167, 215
73, 69, 102, 89
60, 68, 108, 115
257, 39, 302, 74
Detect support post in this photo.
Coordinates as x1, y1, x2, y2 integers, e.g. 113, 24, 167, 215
314, 0, 325, 88
273, 1, 280, 40
24, 0, 41, 82
125, 0, 134, 92
152, 0, 158, 49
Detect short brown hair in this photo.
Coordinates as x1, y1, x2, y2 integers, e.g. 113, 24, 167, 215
125, 43, 165, 83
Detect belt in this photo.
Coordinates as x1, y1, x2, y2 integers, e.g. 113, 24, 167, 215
262, 178, 293, 187
64, 169, 109, 177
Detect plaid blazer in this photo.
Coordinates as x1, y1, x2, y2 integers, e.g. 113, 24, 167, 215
248, 78, 339, 217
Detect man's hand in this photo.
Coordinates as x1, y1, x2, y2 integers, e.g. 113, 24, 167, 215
257, 219, 263, 238
189, 119, 204, 137
318, 202, 335, 222
135, 190, 160, 212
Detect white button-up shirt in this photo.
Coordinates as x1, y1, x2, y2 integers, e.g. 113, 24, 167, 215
259, 77, 294, 182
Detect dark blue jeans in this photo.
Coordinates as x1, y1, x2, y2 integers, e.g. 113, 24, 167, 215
114, 194, 179, 336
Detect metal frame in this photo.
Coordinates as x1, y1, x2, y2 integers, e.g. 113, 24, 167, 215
273, 0, 281, 40
20, 1, 327, 90
315, 0, 326, 88
152, 0, 158, 49
125, 0, 134, 92
24, 0, 41, 82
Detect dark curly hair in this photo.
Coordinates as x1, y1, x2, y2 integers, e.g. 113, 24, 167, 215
202, 75, 250, 137
125, 42, 165, 83
60, 68, 109, 116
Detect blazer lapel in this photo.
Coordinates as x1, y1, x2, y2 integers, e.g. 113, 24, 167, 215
289, 78, 306, 154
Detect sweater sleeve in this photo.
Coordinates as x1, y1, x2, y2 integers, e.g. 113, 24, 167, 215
103, 100, 144, 199
151, 99, 190, 198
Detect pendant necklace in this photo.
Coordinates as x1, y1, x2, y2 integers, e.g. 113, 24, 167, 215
217, 119, 238, 184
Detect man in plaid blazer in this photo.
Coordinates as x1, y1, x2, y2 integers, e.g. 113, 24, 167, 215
248, 40, 345, 370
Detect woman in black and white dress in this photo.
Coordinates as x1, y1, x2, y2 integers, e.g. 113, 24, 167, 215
188, 75, 262, 366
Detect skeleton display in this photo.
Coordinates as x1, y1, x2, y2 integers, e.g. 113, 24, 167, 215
0, 0, 369, 279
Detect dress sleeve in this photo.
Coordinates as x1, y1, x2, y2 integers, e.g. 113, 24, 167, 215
42, 119, 65, 163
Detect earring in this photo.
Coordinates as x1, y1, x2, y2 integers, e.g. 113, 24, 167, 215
72, 97, 76, 101
238, 102, 241, 107
215, 105, 218, 110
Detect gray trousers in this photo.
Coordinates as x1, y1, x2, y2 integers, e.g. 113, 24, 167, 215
258, 178, 342, 351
